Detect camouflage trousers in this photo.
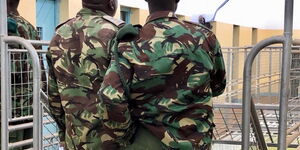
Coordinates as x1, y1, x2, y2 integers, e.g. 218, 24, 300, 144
124, 126, 163, 150
124, 126, 212, 150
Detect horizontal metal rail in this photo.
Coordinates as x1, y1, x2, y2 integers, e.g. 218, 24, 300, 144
8, 139, 33, 149
213, 140, 299, 148
9, 115, 33, 123
8, 133, 59, 149
214, 103, 300, 111
8, 119, 55, 132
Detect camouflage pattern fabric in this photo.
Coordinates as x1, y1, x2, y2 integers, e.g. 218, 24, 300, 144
47, 8, 123, 150
99, 11, 226, 149
7, 12, 40, 117
8, 12, 40, 40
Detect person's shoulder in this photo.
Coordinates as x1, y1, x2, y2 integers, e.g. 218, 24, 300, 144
183, 20, 212, 31
182, 20, 217, 40
55, 18, 76, 31
102, 15, 125, 28
116, 24, 142, 42
111, 24, 142, 53
14, 15, 35, 30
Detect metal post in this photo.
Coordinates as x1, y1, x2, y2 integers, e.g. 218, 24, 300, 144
269, 48, 272, 103
250, 99, 267, 150
0, 0, 9, 150
278, 0, 294, 149
3, 37, 42, 150
0, 0, 7, 35
242, 36, 284, 150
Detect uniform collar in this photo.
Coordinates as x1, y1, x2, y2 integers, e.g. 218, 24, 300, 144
77, 8, 107, 17
8, 11, 20, 17
146, 11, 177, 23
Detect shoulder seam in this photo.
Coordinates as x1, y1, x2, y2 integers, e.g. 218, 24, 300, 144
102, 15, 125, 28
183, 20, 212, 31
55, 18, 75, 31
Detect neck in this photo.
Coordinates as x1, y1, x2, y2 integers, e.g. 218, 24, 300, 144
148, 4, 175, 14
7, 7, 19, 15
149, 9, 174, 14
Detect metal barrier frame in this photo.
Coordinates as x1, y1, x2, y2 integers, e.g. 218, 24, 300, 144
242, 36, 285, 149
1, 36, 43, 150
242, 0, 294, 149
0, 0, 9, 149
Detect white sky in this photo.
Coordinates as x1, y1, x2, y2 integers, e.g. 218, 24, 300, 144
119, 0, 300, 29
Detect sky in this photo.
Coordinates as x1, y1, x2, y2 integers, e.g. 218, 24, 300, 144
119, 0, 300, 29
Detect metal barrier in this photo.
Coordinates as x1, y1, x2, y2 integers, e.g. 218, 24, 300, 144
213, 103, 300, 148
1, 36, 42, 149
0, 35, 59, 149
1, 41, 300, 149
216, 46, 284, 104
214, 44, 300, 149
242, 36, 285, 150
1, 0, 299, 149
242, 0, 295, 149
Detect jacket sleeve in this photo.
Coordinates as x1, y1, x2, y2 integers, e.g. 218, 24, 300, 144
208, 34, 226, 97
46, 41, 66, 143
98, 44, 134, 150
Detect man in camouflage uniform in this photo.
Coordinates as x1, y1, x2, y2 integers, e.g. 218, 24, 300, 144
98, 0, 226, 149
7, 0, 39, 39
6, 0, 40, 149
46, 0, 124, 149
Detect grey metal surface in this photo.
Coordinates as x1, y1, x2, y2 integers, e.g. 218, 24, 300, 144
278, 0, 294, 149
9, 139, 33, 149
250, 99, 268, 150
260, 109, 274, 143
0, 0, 7, 35
1, 0, 9, 149
242, 36, 285, 150
3, 36, 43, 150
10, 115, 33, 123
8, 122, 33, 132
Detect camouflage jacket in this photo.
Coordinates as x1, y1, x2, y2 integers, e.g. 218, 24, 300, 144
99, 11, 226, 149
7, 12, 40, 117
46, 8, 123, 150
8, 12, 39, 40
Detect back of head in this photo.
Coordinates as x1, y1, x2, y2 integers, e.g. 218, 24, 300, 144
7, 0, 20, 12
82, 0, 103, 10
146, 0, 179, 13
82, 0, 118, 16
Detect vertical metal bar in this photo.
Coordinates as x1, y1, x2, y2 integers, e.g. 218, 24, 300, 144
278, 0, 294, 149
256, 53, 260, 101
269, 48, 272, 103
219, 109, 233, 139
232, 108, 242, 130
225, 49, 231, 103
260, 109, 274, 143
0, 0, 9, 150
250, 99, 268, 150
0, 0, 7, 34
242, 36, 284, 150
229, 48, 233, 102
279, 49, 282, 95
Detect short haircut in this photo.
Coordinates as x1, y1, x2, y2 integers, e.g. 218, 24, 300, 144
8, 0, 20, 8
147, 0, 176, 10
